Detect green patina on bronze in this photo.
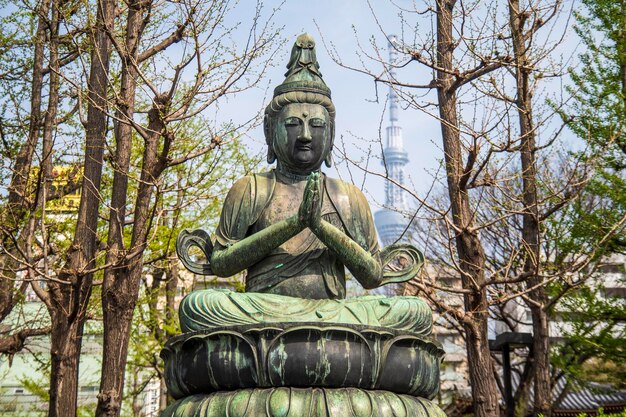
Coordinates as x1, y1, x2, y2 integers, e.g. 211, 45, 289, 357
161, 388, 446, 417
167, 33, 444, 417
161, 323, 444, 399
178, 289, 433, 332
176, 32, 425, 305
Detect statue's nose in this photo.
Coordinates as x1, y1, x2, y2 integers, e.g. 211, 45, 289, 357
299, 123, 312, 142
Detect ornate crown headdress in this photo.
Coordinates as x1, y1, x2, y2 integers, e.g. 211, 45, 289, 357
265, 33, 335, 117
273, 33, 331, 98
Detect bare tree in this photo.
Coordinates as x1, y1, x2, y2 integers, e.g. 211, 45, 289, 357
507, 1, 561, 414
0, 0, 113, 414
0, 0, 52, 328
44, 0, 115, 415
0, 0, 279, 416
123, 141, 260, 411
94, 1, 280, 415
323, 1, 595, 416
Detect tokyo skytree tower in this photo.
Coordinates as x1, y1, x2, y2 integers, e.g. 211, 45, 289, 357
374, 35, 412, 248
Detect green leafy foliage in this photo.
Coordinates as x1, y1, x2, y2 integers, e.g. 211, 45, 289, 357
121, 123, 261, 412
565, 0, 626, 169
552, 277, 626, 388
576, 409, 626, 417
550, 0, 626, 391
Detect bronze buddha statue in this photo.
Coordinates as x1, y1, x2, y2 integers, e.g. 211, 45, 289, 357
163, 34, 445, 417
177, 33, 430, 334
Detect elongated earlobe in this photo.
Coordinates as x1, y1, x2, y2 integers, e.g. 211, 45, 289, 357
325, 125, 335, 167
267, 147, 276, 164
264, 113, 276, 164
324, 152, 333, 167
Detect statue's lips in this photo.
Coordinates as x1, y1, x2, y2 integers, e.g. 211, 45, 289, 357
295, 144, 312, 151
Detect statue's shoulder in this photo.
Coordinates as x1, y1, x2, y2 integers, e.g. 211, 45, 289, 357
251, 170, 276, 200
224, 171, 276, 216
229, 174, 254, 189
325, 176, 368, 206
325, 176, 349, 191
224, 175, 255, 204
325, 176, 374, 248
250, 170, 276, 224
227, 171, 275, 197
222, 171, 275, 226
253, 170, 276, 184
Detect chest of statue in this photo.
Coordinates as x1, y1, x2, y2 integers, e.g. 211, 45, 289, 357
251, 178, 341, 251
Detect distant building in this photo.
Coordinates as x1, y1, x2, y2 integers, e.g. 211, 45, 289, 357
28, 165, 82, 212
407, 254, 626, 414
0, 289, 161, 417
373, 36, 413, 297
0, 300, 106, 416
374, 35, 411, 247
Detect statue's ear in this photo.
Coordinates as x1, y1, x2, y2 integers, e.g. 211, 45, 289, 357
267, 147, 276, 164
324, 123, 335, 167
263, 114, 271, 143
264, 114, 276, 164
324, 152, 333, 168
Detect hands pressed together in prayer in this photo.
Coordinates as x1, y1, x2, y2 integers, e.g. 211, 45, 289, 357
298, 172, 323, 232
211, 170, 382, 287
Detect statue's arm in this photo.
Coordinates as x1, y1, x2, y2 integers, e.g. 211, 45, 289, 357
210, 215, 302, 277
209, 175, 303, 277
302, 174, 383, 288
211, 173, 319, 278
313, 219, 383, 289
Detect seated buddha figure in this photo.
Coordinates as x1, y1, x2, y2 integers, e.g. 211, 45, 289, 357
178, 34, 431, 336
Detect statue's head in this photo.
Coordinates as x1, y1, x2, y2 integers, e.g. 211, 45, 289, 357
264, 33, 336, 175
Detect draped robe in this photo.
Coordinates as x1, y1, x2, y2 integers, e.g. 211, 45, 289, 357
179, 170, 433, 335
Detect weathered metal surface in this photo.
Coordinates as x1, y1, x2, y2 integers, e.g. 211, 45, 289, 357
176, 229, 213, 275
174, 32, 425, 298
379, 243, 425, 285
160, 388, 446, 417
177, 229, 424, 287
164, 33, 446, 417
161, 323, 443, 400
178, 289, 433, 334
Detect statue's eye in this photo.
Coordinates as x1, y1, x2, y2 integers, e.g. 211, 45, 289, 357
284, 117, 301, 127
310, 118, 326, 128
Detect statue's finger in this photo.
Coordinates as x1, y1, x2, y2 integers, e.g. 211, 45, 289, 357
310, 184, 320, 201
302, 191, 312, 208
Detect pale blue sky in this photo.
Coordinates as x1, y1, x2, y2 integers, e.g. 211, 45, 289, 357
218, 0, 442, 211
218, 0, 579, 212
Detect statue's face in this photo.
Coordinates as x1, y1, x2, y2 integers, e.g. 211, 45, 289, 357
273, 103, 332, 174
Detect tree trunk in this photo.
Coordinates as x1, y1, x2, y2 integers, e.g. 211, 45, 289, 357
38, 0, 61, 275
618, 0, 626, 155
96, 2, 149, 415
165, 257, 179, 335
508, 1, 551, 415
5, 0, 49, 216
48, 315, 85, 417
161, 258, 179, 407
435, 1, 499, 416
97, 90, 169, 417
0, 0, 50, 322
47, 0, 114, 415
43, 3, 84, 416
513, 360, 533, 417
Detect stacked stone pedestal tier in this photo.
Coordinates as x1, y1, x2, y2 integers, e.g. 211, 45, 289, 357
160, 323, 446, 417
161, 388, 444, 417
